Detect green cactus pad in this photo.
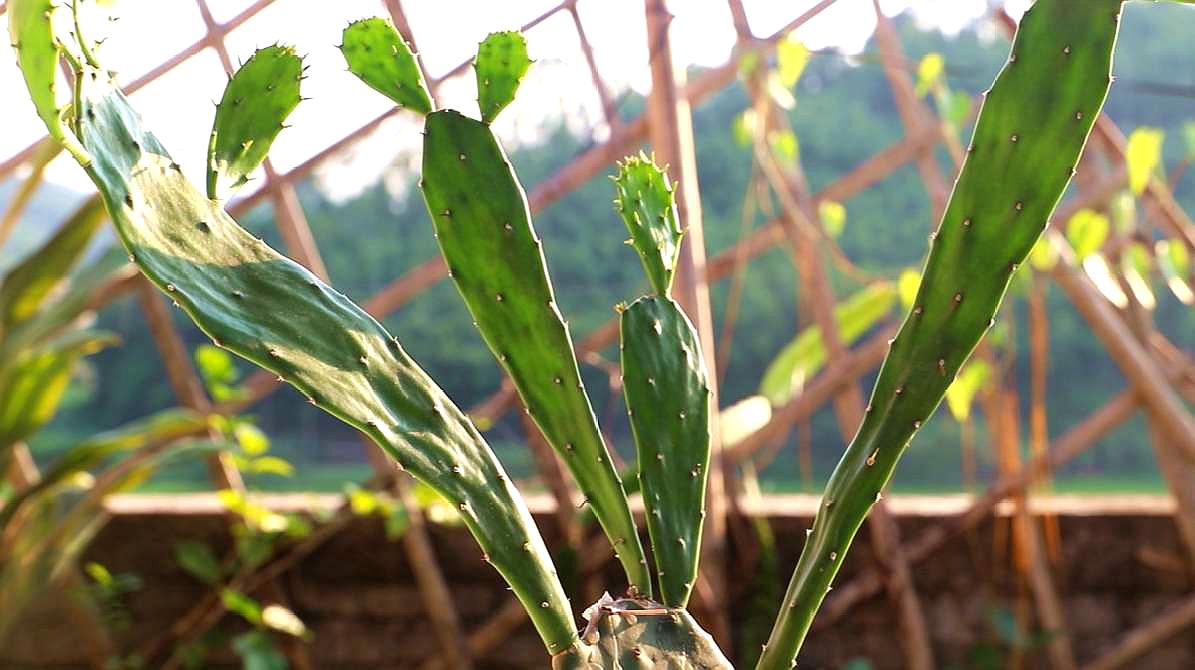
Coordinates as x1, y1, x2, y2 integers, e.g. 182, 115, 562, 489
613, 153, 684, 297
340, 17, 432, 115
552, 594, 732, 669
757, 2, 1125, 667
207, 45, 302, 201
7, 0, 89, 164
420, 109, 651, 595
619, 296, 710, 608
474, 30, 531, 124
14, 50, 575, 650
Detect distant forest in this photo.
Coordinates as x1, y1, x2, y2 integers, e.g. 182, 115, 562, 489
17, 5, 1195, 492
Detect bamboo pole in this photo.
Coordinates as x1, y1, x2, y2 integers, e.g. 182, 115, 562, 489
1082, 593, 1195, 670
643, 0, 728, 642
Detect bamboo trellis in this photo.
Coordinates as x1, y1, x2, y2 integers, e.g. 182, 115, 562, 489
3, 1, 1195, 668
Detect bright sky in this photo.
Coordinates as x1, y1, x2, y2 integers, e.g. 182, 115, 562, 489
0, 0, 1028, 202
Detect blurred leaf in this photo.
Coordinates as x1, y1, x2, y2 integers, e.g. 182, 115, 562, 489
384, 504, 409, 540
0, 197, 106, 329
732, 109, 757, 147
234, 423, 270, 456
221, 588, 263, 626
776, 36, 810, 88
914, 52, 944, 97
988, 606, 1028, 648
1156, 239, 1193, 304
247, 456, 293, 477
897, 268, 921, 311
718, 395, 772, 447
1111, 191, 1136, 233
1126, 127, 1164, 195
1121, 245, 1155, 310
1029, 236, 1057, 271
1066, 209, 1109, 260
760, 282, 895, 406
84, 561, 113, 588
1183, 121, 1195, 158
232, 630, 287, 670
942, 88, 971, 127
737, 51, 761, 79
945, 361, 989, 422
769, 129, 799, 164
818, 201, 846, 238
261, 604, 309, 639
175, 541, 223, 586
0, 329, 119, 449
195, 344, 237, 385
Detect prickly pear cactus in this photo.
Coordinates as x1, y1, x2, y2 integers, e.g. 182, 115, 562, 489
420, 108, 652, 595
474, 30, 531, 124
613, 153, 684, 297
339, 17, 433, 115
552, 593, 732, 670
756, 1, 1125, 667
8, 3, 578, 655
207, 45, 302, 201
614, 153, 710, 609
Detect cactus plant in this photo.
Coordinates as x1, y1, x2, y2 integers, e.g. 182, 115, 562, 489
755, 1, 1124, 667
415, 45, 650, 592
614, 156, 711, 609
207, 44, 303, 201
6, 0, 1146, 666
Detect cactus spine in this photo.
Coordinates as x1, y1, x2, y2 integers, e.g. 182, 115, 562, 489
207, 45, 303, 201
10, 5, 580, 654
755, 2, 1125, 667
613, 155, 710, 608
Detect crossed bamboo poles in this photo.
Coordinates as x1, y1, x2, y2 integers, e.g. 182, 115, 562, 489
3, 0, 1195, 668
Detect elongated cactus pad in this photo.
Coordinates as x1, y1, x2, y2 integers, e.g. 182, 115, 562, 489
552, 593, 732, 669
7, 0, 88, 164
421, 109, 651, 595
613, 153, 684, 297
340, 17, 432, 115
475, 30, 531, 124
207, 45, 302, 201
756, 2, 1124, 667
9, 5, 576, 650
619, 295, 709, 607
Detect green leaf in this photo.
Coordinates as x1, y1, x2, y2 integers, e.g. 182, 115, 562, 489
769, 129, 799, 165
175, 541, 223, 585
221, 588, 263, 626
818, 201, 846, 238
1126, 127, 1164, 194
232, 630, 287, 670
760, 282, 896, 406
915, 52, 944, 97
1156, 239, 1193, 304
732, 109, 757, 147
942, 88, 972, 128
776, 36, 809, 88
234, 423, 270, 456
247, 455, 293, 477
945, 361, 990, 422
83, 561, 114, 588
1183, 121, 1195, 159
195, 343, 238, 386
0, 196, 106, 329
0, 329, 118, 448
1065, 209, 1109, 260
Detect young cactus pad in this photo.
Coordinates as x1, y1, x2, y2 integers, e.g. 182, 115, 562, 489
613, 153, 684, 297
339, 17, 433, 115
619, 295, 711, 607
755, 1, 1124, 667
474, 30, 531, 124
420, 108, 652, 595
207, 45, 303, 201
9, 6, 578, 654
